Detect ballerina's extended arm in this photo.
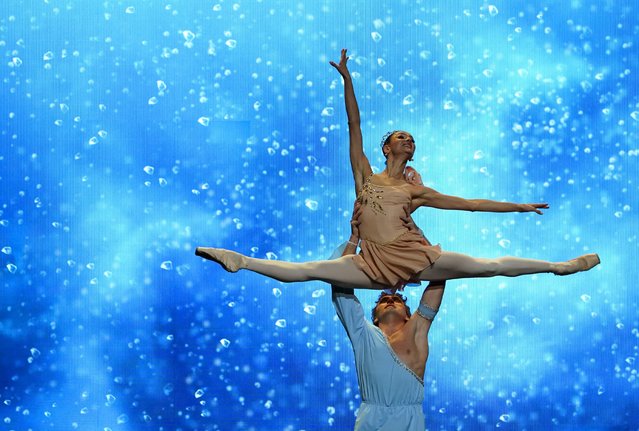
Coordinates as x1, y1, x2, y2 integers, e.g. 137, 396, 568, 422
412, 185, 549, 214
330, 49, 372, 195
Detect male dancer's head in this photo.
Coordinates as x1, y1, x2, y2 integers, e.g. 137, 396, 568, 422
371, 292, 411, 327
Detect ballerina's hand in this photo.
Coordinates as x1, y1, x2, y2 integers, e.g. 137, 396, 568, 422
400, 204, 419, 231
329, 48, 350, 77
350, 200, 363, 238
519, 203, 549, 215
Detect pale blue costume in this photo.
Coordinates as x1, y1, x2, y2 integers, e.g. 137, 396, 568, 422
333, 290, 426, 431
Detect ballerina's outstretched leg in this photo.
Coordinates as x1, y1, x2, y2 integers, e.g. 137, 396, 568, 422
195, 247, 599, 289
195, 247, 385, 289
415, 251, 600, 280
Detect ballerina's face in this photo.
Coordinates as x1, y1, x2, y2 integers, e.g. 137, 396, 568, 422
382, 131, 415, 160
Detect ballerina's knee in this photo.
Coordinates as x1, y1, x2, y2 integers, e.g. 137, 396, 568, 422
477, 259, 501, 277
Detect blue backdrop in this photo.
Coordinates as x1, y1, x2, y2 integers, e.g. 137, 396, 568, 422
1, 1, 637, 430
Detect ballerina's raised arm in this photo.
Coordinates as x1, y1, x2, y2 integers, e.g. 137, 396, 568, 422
329, 48, 372, 195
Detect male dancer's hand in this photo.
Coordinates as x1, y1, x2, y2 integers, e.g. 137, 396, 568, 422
401, 204, 419, 232
350, 200, 363, 240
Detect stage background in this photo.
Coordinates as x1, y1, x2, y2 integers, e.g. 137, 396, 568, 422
1, 1, 637, 429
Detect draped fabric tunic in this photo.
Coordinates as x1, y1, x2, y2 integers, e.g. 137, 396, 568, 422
333, 290, 426, 431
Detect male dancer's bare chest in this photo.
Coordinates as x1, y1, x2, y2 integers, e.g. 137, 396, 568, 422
387, 331, 426, 379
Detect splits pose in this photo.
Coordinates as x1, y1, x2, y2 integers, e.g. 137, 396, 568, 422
196, 49, 600, 290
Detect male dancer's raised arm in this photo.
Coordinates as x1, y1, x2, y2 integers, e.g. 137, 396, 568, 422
331, 201, 363, 295
408, 280, 446, 376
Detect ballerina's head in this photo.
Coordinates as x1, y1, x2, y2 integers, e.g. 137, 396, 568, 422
381, 130, 416, 163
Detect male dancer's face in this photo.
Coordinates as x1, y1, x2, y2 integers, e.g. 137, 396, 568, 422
373, 294, 410, 326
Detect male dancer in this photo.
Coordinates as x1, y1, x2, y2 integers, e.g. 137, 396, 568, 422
332, 204, 445, 430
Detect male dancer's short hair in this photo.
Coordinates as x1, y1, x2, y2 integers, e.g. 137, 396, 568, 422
371, 292, 412, 326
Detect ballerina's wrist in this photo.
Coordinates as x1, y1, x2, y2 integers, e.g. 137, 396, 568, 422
347, 236, 360, 246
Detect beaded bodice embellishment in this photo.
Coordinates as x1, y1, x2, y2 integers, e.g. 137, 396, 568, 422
358, 176, 386, 215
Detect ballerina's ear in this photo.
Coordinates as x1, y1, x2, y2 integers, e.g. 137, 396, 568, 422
404, 166, 424, 186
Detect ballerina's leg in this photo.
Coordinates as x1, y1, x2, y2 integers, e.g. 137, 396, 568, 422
417, 251, 600, 281
196, 247, 385, 289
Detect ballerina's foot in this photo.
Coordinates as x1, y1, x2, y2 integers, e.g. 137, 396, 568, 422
195, 247, 247, 272
554, 253, 600, 276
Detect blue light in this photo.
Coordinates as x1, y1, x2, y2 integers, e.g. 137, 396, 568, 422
0, 1, 636, 429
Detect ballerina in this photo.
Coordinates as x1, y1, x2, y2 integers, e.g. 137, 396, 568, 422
195, 49, 599, 290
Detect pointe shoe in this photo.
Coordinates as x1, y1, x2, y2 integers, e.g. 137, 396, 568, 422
195, 247, 247, 272
554, 253, 600, 276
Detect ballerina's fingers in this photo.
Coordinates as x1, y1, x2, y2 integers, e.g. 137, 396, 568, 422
338, 48, 348, 65
329, 49, 349, 73
528, 202, 549, 215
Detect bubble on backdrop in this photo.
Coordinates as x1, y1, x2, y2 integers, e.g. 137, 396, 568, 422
0, 1, 637, 429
